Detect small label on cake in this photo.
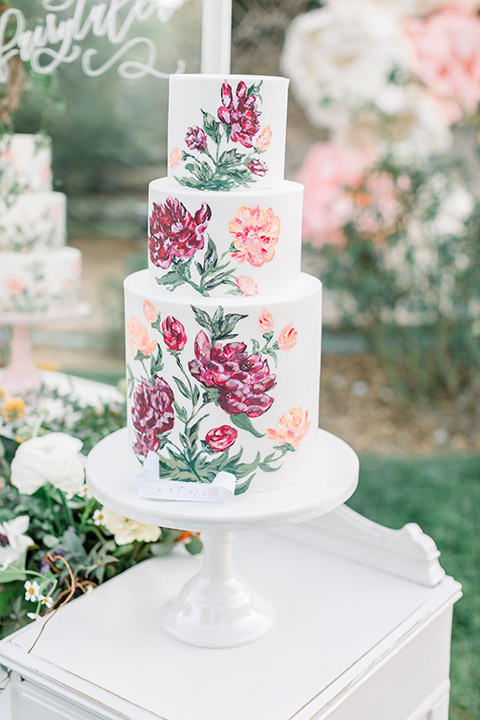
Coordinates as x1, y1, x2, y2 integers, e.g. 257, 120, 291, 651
137, 452, 236, 502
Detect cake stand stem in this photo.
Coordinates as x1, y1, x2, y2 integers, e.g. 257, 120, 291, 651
161, 530, 275, 648
0, 324, 41, 394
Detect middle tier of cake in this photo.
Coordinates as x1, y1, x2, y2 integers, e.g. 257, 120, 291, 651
148, 177, 303, 297
124, 270, 322, 494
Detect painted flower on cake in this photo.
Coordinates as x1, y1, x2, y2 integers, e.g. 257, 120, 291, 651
267, 407, 310, 448
229, 205, 280, 267
169, 146, 182, 168
149, 197, 212, 269
218, 80, 262, 148
248, 159, 268, 177
131, 377, 175, 456
256, 125, 272, 152
162, 316, 187, 351
185, 126, 207, 152
205, 425, 238, 452
4, 276, 25, 295
189, 330, 276, 417
278, 324, 298, 351
127, 316, 156, 357
143, 300, 158, 324
258, 309, 274, 334
235, 275, 258, 296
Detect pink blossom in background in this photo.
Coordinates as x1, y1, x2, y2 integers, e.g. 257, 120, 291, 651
406, 9, 480, 122
1, 149, 16, 163
4, 277, 25, 295
41, 162, 51, 178
351, 171, 407, 239
296, 142, 374, 247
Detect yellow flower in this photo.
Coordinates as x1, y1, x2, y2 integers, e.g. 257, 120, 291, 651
1, 397, 26, 422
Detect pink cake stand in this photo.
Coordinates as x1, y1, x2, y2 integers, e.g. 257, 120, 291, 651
86, 427, 359, 649
0, 301, 91, 395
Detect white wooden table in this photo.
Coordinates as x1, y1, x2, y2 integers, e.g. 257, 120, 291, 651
0, 505, 461, 720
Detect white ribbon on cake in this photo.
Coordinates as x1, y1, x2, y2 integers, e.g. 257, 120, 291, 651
136, 452, 236, 502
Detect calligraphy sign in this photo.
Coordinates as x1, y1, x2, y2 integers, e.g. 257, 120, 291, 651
0, 0, 187, 82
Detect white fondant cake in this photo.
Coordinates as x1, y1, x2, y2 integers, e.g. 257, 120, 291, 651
125, 74, 322, 496
0, 133, 82, 314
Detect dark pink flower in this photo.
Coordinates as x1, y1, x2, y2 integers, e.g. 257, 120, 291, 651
162, 316, 187, 351
185, 126, 207, 152
189, 331, 276, 417
149, 198, 212, 269
132, 377, 175, 456
205, 425, 238, 452
248, 159, 268, 177
218, 81, 261, 148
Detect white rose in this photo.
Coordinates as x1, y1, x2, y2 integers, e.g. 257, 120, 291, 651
101, 507, 161, 546
334, 84, 452, 159
10, 432, 85, 496
281, 2, 414, 130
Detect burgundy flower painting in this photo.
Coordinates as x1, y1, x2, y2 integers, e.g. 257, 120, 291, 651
127, 303, 308, 495
171, 79, 273, 191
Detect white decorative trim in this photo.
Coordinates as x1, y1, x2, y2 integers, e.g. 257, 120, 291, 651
276, 504, 446, 587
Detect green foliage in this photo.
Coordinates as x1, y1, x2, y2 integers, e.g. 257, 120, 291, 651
348, 453, 480, 719
319, 158, 480, 404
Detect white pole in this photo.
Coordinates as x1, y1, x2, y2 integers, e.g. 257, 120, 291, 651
201, 0, 232, 74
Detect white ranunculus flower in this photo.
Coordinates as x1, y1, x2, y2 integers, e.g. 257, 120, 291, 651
334, 85, 452, 160
0, 516, 32, 570
101, 506, 161, 546
281, 2, 415, 131
10, 433, 85, 496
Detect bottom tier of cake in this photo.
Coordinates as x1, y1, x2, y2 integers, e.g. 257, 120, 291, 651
124, 270, 322, 494
0, 247, 82, 314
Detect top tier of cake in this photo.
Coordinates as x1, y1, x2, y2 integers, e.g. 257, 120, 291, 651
167, 74, 289, 192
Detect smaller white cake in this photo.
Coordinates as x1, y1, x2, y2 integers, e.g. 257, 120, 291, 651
0, 133, 83, 315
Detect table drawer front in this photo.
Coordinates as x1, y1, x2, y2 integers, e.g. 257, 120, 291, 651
14, 679, 123, 720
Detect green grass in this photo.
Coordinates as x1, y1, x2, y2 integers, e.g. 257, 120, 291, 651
348, 454, 480, 720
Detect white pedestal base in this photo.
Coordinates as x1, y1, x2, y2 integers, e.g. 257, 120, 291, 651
87, 427, 358, 648
162, 531, 274, 648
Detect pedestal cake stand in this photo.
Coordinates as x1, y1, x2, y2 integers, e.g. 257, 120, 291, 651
86, 427, 359, 649
0, 301, 91, 394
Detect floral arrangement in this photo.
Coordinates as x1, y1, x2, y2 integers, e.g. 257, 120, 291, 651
127, 301, 309, 494
0, 385, 201, 639
169, 80, 272, 190
281, 0, 480, 399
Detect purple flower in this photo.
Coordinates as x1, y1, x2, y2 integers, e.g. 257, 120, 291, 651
185, 126, 207, 152
149, 197, 212, 269
248, 159, 268, 177
217, 81, 261, 148
132, 376, 175, 456
188, 330, 276, 418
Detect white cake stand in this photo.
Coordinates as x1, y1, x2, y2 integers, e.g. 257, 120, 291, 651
0, 301, 91, 395
87, 427, 359, 649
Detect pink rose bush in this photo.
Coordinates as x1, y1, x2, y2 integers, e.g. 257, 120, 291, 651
406, 9, 480, 122
132, 377, 175, 456
149, 197, 211, 269
229, 205, 281, 267
189, 330, 276, 417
